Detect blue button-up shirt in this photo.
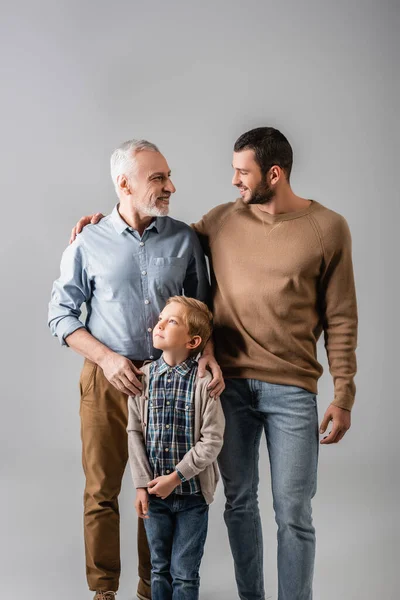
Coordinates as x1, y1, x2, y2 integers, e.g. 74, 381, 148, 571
146, 356, 201, 495
48, 205, 210, 360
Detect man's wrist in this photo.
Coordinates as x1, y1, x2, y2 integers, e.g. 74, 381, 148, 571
95, 347, 113, 368
201, 349, 215, 359
201, 339, 214, 357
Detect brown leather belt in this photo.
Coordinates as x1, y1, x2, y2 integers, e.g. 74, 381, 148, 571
131, 359, 145, 369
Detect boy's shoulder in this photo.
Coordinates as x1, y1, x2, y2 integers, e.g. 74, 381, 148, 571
136, 361, 152, 398
193, 367, 213, 389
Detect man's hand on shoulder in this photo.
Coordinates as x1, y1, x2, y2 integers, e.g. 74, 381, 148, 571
198, 352, 225, 398
319, 404, 351, 445
98, 351, 143, 396
69, 212, 105, 244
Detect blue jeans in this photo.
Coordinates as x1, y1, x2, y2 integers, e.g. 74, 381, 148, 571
144, 493, 209, 600
218, 378, 319, 600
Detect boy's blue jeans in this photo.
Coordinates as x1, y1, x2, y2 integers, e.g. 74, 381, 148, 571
219, 378, 319, 600
144, 492, 209, 600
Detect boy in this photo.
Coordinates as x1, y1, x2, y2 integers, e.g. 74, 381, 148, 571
127, 296, 225, 600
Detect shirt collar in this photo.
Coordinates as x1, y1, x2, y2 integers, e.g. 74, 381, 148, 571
110, 204, 164, 235
155, 356, 196, 377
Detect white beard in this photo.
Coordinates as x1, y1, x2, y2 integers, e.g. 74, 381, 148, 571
137, 198, 169, 217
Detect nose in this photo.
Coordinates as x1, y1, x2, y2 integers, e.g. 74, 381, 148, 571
158, 319, 166, 330
232, 170, 241, 186
164, 178, 176, 194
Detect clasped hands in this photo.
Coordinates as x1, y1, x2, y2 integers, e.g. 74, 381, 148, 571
135, 471, 181, 519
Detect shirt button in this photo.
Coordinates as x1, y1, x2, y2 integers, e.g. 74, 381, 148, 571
142, 270, 147, 276
139, 242, 145, 247
167, 378, 171, 382
166, 401, 170, 405
166, 470, 170, 474
150, 355, 154, 359
144, 299, 150, 305
147, 328, 152, 332
165, 448, 169, 452
166, 424, 170, 429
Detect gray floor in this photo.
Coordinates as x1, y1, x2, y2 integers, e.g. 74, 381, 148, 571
3, 443, 397, 599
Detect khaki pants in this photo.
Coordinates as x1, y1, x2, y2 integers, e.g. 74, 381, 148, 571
79, 358, 151, 592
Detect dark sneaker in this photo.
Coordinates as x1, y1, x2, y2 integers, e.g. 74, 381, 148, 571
137, 577, 151, 600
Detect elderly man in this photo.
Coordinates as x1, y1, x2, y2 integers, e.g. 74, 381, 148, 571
73, 127, 358, 600
48, 139, 224, 600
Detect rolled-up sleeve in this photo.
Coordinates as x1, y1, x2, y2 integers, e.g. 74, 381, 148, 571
183, 230, 210, 305
48, 240, 91, 346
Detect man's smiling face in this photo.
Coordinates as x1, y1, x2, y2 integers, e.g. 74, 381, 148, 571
129, 150, 176, 217
231, 149, 275, 205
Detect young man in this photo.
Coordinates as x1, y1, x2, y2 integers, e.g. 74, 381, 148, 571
127, 296, 225, 600
192, 127, 357, 600
48, 140, 224, 600
71, 127, 358, 600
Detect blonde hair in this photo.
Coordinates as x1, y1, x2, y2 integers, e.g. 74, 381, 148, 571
166, 296, 213, 354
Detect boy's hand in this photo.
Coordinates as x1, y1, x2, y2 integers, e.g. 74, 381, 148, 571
148, 472, 181, 499
135, 488, 150, 519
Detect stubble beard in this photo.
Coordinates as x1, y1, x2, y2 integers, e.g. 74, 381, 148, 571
247, 180, 275, 206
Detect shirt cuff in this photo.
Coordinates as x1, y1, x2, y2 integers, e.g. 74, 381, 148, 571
176, 468, 186, 483
55, 317, 86, 346
331, 395, 355, 411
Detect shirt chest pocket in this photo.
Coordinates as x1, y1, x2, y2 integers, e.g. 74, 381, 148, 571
150, 257, 186, 298
174, 397, 195, 429
148, 397, 166, 429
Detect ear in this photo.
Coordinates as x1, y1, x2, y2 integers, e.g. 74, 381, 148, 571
117, 174, 132, 196
268, 165, 282, 185
186, 335, 202, 351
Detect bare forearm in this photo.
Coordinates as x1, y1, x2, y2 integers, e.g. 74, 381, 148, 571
65, 328, 112, 367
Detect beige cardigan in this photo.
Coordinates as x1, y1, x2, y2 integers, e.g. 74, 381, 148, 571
127, 362, 225, 505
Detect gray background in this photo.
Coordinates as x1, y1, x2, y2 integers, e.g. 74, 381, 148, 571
1, 0, 398, 598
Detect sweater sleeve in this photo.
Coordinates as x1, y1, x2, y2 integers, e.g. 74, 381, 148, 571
127, 394, 153, 488
317, 214, 358, 410
175, 382, 225, 480
191, 202, 235, 258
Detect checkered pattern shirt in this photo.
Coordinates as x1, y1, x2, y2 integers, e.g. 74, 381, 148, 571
146, 356, 201, 495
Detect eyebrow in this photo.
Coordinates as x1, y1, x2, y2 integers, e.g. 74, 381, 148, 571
150, 171, 171, 178
159, 314, 181, 320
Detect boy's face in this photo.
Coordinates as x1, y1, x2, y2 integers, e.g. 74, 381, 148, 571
153, 302, 200, 353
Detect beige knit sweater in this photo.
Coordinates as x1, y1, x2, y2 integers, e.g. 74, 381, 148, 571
193, 199, 358, 410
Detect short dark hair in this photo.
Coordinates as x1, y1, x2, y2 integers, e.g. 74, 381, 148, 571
234, 127, 293, 180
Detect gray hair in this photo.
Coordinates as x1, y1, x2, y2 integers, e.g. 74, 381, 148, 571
110, 139, 160, 194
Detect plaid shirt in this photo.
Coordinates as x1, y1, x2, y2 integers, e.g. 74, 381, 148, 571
146, 356, 201, 495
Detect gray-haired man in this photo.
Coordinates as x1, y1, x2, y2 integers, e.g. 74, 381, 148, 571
48, 140, 224, 600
